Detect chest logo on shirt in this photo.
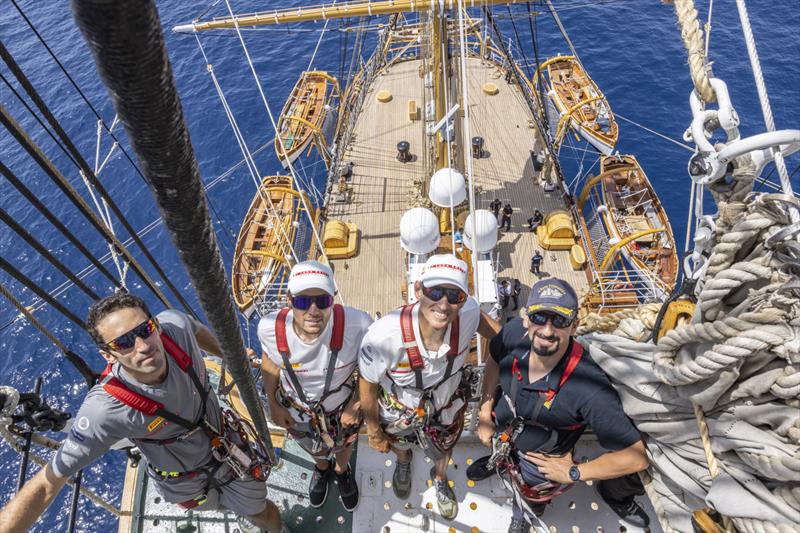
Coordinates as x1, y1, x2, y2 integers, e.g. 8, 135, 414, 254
396, 360, 411, 369
77, 416, 90, 431
281, 362, 302, 370
148, 416, 166, 432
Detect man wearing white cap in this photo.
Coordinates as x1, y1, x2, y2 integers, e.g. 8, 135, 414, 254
259, 261, 372, 512
358, 254, 500, 520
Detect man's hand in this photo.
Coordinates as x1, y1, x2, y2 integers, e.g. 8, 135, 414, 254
366, 426, 392, 453
340, 399, 362, 428
268, 403, 295, 430
478, 420, 495, 448
246, 347, 261, 368
524, 450, 574, 484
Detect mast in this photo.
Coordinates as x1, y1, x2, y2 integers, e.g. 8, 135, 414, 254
432, 3, 449, 170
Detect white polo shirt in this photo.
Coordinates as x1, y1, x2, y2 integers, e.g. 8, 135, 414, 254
359, 298, 480, 422
258, 306, 372, 422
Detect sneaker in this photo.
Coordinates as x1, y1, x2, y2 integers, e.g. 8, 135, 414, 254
431, 466, 458, 520
236, 515, 265, 533
392, 451, 413, 499
336, 466, 359, 512
531, 501, 547, 517
508, 517, 530, 533
309, 462, 332, 508
466, 455, 495, 481
596, 481, 650, 528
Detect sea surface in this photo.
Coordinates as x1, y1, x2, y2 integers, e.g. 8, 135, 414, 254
0, 1, 797, 531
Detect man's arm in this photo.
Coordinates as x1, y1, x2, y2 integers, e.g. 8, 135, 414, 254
525, 440, 649, 484
194, 324, 222, 357
477, 354, 500, 447
260, 355, 294, 429
0, 463, 68, 533
477, 310, 501, 339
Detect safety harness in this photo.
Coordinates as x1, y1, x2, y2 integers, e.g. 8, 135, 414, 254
489, 341, 584, 512
381, 304, 472, 457
274, 305, 359, 455
100, 332, 270, 508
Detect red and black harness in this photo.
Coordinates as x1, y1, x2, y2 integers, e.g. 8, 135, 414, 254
274, 305, 359, 455
491, 341, 585, 507
380, 304, 471, 456
100, 332, 270, 508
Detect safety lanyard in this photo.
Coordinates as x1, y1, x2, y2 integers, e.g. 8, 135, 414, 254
399, 303, 460, 390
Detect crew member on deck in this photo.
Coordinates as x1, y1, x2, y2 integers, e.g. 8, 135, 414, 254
501, 203, 514, 231
358, 254, 500, 521
0, 293, 282, 533
475, 278, 650, 533
259, 261, 372, 512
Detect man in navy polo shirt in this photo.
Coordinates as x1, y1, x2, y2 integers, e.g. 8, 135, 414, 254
475, 278, 650, 533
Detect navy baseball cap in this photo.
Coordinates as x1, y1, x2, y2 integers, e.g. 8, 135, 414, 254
525, 278, 579, 320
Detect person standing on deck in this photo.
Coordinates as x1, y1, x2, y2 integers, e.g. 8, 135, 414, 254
511, 279, 522, 311
501, 204, 514, 231
476, 278, 650, 532
490, 198, 502, 219
499, 279, 512, 309
259, 261, 372, 512
531, 250, 543, 275
0, 293, 283, 533
358, 254, 500, 521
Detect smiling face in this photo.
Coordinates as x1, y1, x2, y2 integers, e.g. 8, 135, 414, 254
96, 306, 167, 384
289, 288, 333, 340
414, 281, 466, 331
523, 311, 577, 358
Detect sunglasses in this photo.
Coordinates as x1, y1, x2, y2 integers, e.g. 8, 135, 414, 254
291, 294, 334, 311
101, 317, 158, 351
527, 311, 574, 329
421, 285, 467, 305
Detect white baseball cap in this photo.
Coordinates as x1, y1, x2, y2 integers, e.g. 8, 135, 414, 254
287, 260, 335, 296
419, 254, 469, 293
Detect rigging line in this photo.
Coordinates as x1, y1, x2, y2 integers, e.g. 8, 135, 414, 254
9, 0, 148, 188
194, 35, 300, 264
8, 142, 275, 321
0, 208, 99, 301
614, 112, 695, 152
0, 283, 97, 388
0, 105, 175, 311
0, 257, 86, 330
0, 161, 123, 290
505, 5, 533, 80
305, 0, 336, 72
526, 2, 550, 133
544, 0, 584, 72
0, 42, 198, 318
223, 0, 345, 305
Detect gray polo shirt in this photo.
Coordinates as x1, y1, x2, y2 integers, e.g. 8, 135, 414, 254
51, 310, 222, 477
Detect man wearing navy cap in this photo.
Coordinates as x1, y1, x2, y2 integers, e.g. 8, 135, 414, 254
474, 278, 650, 533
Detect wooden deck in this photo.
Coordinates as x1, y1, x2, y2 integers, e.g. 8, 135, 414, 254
327, 57, 588, 316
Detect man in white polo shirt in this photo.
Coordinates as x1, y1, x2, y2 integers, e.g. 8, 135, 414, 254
259, 261, 372, 512
359, 254, 499, 520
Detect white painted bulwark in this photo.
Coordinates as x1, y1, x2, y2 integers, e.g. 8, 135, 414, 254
428, 167, 467, 207
463, 209, 498, 253
399, 208, 440, 254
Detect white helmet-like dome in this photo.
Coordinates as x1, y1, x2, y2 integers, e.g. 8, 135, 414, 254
399, 208, 440, 254
463, 209, 498, 253
428, 167, 467, 207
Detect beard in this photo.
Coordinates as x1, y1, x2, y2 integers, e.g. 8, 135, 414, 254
531, 333, 561, 357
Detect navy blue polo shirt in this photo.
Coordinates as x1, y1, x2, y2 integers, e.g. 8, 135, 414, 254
489, 318, 641, 455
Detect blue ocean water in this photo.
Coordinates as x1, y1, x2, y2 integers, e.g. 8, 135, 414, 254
0, 1, 797, 531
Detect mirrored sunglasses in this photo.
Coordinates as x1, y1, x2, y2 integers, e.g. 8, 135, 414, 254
422, 285, 467, 305
527, 311, 574, 329
102, 317, 158, 351
291, 294, 334, 311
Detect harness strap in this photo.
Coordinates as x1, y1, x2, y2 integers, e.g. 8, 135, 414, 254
275, 304, 345, 408
101, 332, 212, 437
399, 303, 461, 390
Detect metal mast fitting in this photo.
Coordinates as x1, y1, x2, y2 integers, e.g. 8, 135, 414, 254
71, 0, 275, 462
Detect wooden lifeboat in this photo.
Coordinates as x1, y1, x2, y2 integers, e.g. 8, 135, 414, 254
231, 175, 308, 315
585, 155, 678, 300
274, 70, 339, 169
538, 55, 618, 155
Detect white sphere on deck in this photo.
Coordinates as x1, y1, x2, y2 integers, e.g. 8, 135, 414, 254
428, 168, 467, 207
463, 210, 498, 253
399, 208, 440, 254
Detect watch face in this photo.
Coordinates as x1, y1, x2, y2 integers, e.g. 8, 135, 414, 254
569, 465, 580, 481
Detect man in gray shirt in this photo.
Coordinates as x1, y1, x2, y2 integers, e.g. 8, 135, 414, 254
0, 292, 282, 532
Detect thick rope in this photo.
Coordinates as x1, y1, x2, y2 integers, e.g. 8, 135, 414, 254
672, 0, 716, 103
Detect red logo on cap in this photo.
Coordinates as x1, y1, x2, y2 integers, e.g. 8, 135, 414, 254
425, 263, 466, 274
293, 269, 330, 278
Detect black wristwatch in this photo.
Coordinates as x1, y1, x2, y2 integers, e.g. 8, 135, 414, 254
568, 465, 581, 482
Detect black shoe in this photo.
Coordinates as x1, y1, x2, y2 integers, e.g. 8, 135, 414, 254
335, 466, 359, 512
309, 462, 332, 508
508, 517, 529, 533
392, 450, 413, 499
531, 501, 547, 517
596, 481, 650, 528
466, 455, 495, 481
